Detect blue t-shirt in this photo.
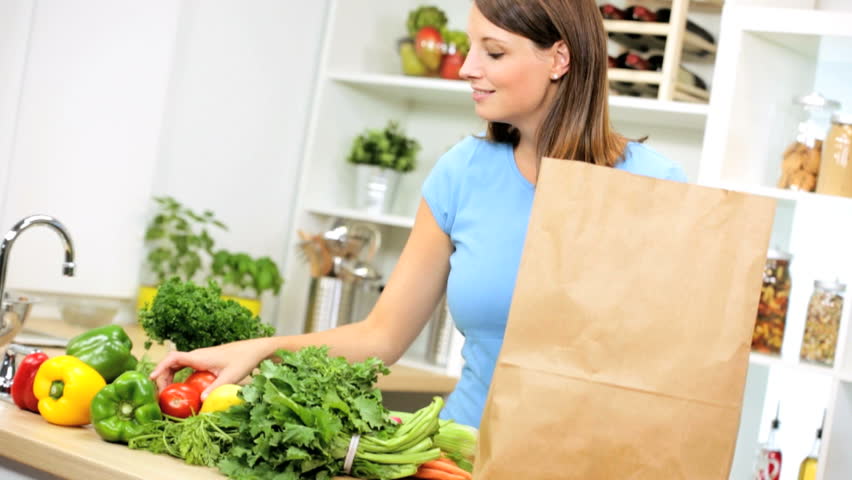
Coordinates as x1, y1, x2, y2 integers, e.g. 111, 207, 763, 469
421, 136, 687, 428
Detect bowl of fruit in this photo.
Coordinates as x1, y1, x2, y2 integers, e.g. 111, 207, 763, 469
398, 6, 469, 80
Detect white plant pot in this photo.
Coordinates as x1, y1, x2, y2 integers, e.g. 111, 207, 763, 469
354, 165, 401, 215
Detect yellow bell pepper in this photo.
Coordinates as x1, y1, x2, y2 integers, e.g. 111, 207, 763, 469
33, 355, 106, 426
199, 384, 243, 413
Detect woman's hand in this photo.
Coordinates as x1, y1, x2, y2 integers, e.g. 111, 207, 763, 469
149, 337, 275, 399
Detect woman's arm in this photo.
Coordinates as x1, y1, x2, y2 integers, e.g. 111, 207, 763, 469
150, 198, 452, 397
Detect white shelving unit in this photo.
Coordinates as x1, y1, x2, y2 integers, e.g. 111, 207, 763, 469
701, 4, 852, 480
275, 1, 852, 479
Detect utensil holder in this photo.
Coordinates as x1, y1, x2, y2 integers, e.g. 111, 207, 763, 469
303, 276, 356, 333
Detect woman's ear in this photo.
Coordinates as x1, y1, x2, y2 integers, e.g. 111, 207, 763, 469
550, 40, 570, 80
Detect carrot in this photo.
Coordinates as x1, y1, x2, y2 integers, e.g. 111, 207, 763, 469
417, 459, 473, 480
413, 467, 467, 480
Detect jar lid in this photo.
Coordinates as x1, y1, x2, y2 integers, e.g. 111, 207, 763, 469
794, 92, 841, 110
767, 247, 792, 261
814, 279, 846, 292
831, 112, 852, 125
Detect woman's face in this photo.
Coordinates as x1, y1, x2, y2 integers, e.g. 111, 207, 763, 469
459, 4, 564, 131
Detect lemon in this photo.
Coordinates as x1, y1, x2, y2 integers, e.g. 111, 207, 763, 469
199, 384, 243, 413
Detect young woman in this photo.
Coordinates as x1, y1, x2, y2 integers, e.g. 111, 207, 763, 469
150, 0, 686, 429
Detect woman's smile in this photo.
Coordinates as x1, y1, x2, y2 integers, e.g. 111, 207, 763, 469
471, 86, 495, 102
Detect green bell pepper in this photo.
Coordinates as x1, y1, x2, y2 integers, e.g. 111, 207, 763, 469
66, 325, 138, 382
90, 370, 162, 443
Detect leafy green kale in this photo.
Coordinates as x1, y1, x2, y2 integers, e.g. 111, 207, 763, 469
217, 347, 442, 480
139, 278, 275, 352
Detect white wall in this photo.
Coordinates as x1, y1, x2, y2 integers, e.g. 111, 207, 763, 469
0, 0, 180, 299
151, 0, 328, 322
0, 1, 329, 328
0, 1, 35, 223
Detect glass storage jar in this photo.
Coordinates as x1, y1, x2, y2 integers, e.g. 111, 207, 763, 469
752, 248, 793, 355
816, 113, 852, 198
777, 92, 840, 192
800, 279, 845, 366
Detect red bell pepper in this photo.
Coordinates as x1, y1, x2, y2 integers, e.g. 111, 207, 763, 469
10, 351, 49, 412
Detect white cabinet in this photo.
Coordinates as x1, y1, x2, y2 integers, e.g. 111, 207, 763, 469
701, 5, 852, 480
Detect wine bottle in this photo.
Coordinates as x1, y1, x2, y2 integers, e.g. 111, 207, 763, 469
648, 54, 707, 91
610, 52, 656, 97
624, 5, 657, 22
599, 3, 627, 20
600, 4, 654, 51
656, 7, 715, 57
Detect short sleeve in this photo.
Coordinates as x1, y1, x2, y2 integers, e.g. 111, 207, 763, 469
665, 164, 688, 183
421, 136, 478, 234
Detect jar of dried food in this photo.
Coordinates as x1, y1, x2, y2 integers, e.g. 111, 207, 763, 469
800, 279, 845, 366
752, 248, 792, 355
816, 113, 852, 198
778, 93, 840, 192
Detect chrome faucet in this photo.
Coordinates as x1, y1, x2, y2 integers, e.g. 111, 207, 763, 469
0, 215, 76, 308
0, 215, 75, 397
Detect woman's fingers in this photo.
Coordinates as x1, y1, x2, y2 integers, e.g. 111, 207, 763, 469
150, 351, 210, 390
200, 376, 229, 400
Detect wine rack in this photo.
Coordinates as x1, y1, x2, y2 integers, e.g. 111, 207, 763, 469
603, 0, 723, 103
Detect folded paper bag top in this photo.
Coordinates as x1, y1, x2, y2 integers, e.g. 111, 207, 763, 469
474, 158, 775, 480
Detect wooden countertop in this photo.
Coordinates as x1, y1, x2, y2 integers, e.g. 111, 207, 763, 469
0, 400, 362, 480
24, 317, 459, 394
2, 317, 456, 479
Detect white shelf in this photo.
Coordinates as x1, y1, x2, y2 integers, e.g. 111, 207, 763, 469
748, 352, 834, 377
306, 205, 414, 229
330, 71, 709, 130
330, 72, 469, 107
736, 6, 852, 39
715, 181, 852, 207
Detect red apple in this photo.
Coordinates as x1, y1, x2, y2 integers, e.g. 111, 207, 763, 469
415, 26, 443, 72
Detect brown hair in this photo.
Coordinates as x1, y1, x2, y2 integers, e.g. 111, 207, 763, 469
475, 0, 627, 168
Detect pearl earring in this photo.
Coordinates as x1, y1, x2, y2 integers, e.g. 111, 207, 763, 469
552, 74, 559, 80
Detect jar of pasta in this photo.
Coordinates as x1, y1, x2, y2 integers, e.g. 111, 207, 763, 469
778, 93, 840, 192
800, 279, 845, 366
815, 113, 852, 198
752, 248, 793, 355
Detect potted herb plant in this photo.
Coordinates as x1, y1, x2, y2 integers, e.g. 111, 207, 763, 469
138, 196, 283, 317
347, 121, 421, 214
208, 250, 284, 301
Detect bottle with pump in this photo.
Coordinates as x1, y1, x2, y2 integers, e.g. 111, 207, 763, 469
755, 403, 783, 480
798, 411, 825, 480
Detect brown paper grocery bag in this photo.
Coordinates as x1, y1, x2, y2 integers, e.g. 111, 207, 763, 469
475, 159, 775, 480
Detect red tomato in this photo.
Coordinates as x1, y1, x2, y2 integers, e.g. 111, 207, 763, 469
158, 383, 201, 418
439, 52, 465, 80
185, 371, 217, 395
